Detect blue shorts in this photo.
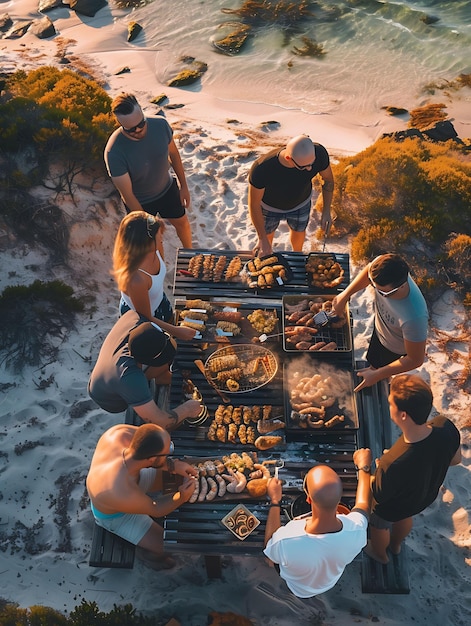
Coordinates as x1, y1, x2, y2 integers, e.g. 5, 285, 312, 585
262, 199, 311, 234
91, 468, 157, 545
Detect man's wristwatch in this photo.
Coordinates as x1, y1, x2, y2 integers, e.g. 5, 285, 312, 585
355, 464, 371, 473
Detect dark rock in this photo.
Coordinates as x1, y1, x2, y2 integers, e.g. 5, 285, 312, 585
30, 16, 56, 39
168, 61, 208, 87
69, 0, 107, 18
127, 21, 142, 42
213, 24, 251, 56
382, 106, 408, 116
420, 14, 439, 25
151, 93, 168, 105
382, 121, 462, 144
58, 56, 71, 64
422, 120, 458, 142
168, 70, 202, 87
38, 0, 64, 12
6, 21, 32, 38
0, 13, 13, 32
164, 103, 185, 109
382, 129, 424, 142
114, 66, 131, 75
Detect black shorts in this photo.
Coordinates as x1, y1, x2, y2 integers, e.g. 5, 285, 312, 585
129, 177, 186, 219
366, 326, 404, 369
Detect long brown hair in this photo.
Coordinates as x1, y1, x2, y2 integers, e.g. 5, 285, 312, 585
112, 211, 165, 293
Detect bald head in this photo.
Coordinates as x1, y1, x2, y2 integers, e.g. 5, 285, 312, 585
305, 465, 342, 511
286, 135, 315, 166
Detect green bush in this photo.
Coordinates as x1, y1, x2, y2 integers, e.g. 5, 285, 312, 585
331, 136, 471, 301
0, 280, 84, 372
0, 600, 159, 626
0, 67, 115, 201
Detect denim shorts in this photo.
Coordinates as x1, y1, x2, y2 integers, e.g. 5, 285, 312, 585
262, 199, 311, 234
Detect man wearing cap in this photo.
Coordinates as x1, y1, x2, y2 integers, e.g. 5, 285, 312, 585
263, 448, 372, 598
87, 422, 198, 568
248, 135, 334, 257
367, 374, 461, 564
88, 310, 201, 429
333, 253, 428, 391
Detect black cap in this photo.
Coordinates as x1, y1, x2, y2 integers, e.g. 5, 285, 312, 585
128, 322, 176, 367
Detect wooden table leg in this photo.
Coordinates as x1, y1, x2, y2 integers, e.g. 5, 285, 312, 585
204, 554, 222, 579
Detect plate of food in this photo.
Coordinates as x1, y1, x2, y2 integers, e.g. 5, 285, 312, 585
243, 253, 293, 290
221, 504, 260, 540
204, 344, 278, 393
305, 253, 345, 289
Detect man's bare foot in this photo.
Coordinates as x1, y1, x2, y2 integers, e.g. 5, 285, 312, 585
363, 541, 389, 564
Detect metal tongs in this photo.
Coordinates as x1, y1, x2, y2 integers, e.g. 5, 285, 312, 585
258, 331, 283, 343
274, 459, 285, 480
312, 309, 339, 327
322, 220, 332, 253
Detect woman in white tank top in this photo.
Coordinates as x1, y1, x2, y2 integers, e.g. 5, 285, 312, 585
112, 211, 196, 341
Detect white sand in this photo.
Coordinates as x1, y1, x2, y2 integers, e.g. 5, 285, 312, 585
0, 3, 470, 625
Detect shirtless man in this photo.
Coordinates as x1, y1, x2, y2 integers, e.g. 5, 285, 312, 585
86, 423, 197, 567
248, 135, 334, 257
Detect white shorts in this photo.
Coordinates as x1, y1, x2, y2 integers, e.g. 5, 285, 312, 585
92, 468, 157, 545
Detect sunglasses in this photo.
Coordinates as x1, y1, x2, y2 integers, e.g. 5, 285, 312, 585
291, 156, 315, 170
122, 116, 146, 134
154, 441, 175, 457
368, 270, 407, 297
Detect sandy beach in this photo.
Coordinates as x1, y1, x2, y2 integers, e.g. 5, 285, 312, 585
0, 2, 470, 625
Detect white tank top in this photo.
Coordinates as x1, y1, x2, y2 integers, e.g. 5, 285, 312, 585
121, 250, 166, 315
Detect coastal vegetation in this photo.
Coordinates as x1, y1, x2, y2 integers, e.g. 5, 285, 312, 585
0, 600, 158, 625
0, 280, 84, 372
0, 600, 257, 625
0, 67, 113, 204
327, 133, 471, 304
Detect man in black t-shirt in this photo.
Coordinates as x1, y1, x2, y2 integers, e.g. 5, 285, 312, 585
367, 374, 461, 564
248, 135, 334, 257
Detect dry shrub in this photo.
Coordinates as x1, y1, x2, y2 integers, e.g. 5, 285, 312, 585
408, 103, 447, 129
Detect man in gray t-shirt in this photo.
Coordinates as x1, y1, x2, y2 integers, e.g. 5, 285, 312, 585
104, 92, 192, 248
333, 254, 428, 391
88, 311, 200, 429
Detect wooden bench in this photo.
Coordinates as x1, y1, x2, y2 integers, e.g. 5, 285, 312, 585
355, 361, 410, 594
88, 393, 148, 569
89, 524, 135, 569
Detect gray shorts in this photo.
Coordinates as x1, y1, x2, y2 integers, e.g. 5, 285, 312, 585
92, 468, 157, 545
369, 511, 393, 530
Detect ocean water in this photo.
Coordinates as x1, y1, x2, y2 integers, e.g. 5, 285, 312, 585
127, 0, 471, 118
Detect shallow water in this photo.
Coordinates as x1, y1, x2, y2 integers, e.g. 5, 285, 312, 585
125, 0, 471, 118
